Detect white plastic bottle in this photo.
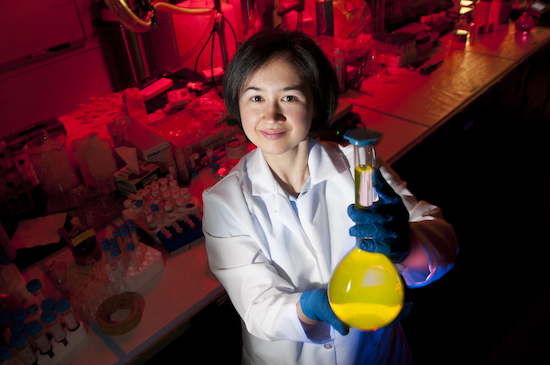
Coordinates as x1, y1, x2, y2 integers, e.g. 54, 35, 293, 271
84, 133, 118, 183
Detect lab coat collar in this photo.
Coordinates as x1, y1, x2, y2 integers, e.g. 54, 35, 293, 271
248, 138, 349, 197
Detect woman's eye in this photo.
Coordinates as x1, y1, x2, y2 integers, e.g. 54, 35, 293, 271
282, 95, 296, 102
251, 96, 262, 102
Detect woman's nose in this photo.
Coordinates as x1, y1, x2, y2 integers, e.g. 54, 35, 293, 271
263, 102, 286, 122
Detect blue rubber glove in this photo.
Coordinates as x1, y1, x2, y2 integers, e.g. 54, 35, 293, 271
348, 169, 411, 263
299, 289, 349, 336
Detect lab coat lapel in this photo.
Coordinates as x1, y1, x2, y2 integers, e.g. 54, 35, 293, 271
248, 149, 310, 246
297, 141, 351, 281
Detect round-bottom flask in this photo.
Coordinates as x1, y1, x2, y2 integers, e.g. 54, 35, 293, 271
328, 128, 404, 330
328, 248, 404, 330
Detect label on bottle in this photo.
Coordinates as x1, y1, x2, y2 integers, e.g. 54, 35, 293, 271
72, 229, 96, 247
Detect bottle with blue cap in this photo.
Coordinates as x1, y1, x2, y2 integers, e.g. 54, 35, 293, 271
110, 247, 127, 277
0, 345, 18, 365
327, 128, 404, 331
9, 332, 37, 365
24, 320, 53, 357
40, 309, 67, 346
101, 238, 117, 271
25, 279, 46, 306
54, 298, 79, 331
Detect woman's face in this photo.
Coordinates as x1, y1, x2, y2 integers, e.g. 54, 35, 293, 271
238, 56, 315, 159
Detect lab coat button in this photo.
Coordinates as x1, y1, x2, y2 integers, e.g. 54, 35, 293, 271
324, 344, 333, 349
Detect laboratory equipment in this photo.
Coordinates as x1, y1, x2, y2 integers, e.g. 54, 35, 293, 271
24, 321, 54, 357
0, 345, 18, 365
111, 247, 127, 277
26, 305, 39, 323
69, 217, 101, 266
515, 12, 535, 34
327, 128, 404, 331
54, 299, 79, 331
24, 131, 79, 197
101, 239, 117, 272
9, 332, 37, 365
40, 298, 55, 312
40, 310, 68, 346
126, 243, 141, 271
25, 280, 46, 307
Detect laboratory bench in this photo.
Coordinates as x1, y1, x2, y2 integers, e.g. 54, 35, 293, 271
3, 21, 550, 365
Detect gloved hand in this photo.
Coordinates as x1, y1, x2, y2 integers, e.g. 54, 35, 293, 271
348, 168, 411, 263
299, 289, 349, 336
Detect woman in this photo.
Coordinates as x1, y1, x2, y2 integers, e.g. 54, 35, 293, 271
202, 29, 458, 365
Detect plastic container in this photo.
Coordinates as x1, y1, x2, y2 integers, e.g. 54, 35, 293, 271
26, 305, 39, 323
10, 308, 27, 323
54, 299, 79, 331
328, 128, 404, 331
40, 309, 67, 345
0, 345, 18, 365
83, 133, 118, 182
69, 217, 101, 266
24, 321, 53, 357
40, 298, 56, 312
9, 321, 25, 335
9, 332, 37, 365
25, 280, 46, 307
24, 132, 80, 197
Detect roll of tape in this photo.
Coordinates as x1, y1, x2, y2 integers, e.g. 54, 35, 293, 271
96, 294, 142, 336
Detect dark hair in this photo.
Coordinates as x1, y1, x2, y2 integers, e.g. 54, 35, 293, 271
222, 29, 339, 137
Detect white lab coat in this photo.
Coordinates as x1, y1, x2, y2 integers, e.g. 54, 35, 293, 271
202, 139, 458, 365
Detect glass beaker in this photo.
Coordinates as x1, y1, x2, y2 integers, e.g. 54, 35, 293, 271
87, 177, 117, 217
24, 131, 80, 197
328, 128, 404, 331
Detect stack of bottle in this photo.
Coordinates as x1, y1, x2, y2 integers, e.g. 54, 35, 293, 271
100, 221, 147, 280
121, 177, 200, 234
0, 283, 80, 365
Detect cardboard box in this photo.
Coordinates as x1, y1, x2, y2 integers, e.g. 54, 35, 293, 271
114, 160, 161, 196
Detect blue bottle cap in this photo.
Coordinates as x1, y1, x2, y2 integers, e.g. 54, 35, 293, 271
40, 298, 56, 311
23, 321, 42, 337
151, 204, 158, 212
343, 128, 383, 146
101, 242, 110, 251
0, 345, 11, 362
26, 278, 42, 293
128, 224, 136, 232
113, 229, 120, 237
111, 249, 120, 257
27, 304, 38, 314
54, 298, 71, 313
126, 219, 134, 225
11, 308, 27, 321
120, 228, 128, 236
9, 332, 27, 348
0, 310, 12, 325
10, 320, 25, 334
135, 200, 143, 208
40, 309, 57, 324
126, 244, 134, 251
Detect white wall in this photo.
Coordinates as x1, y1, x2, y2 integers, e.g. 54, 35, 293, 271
0, 0, 114, 138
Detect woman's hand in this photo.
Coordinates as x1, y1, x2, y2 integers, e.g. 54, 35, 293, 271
298, 289, 349, 336
348, 168, 411, 263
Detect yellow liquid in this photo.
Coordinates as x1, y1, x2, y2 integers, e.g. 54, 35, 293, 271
355, 165, 373, 209
328, 248, 404, 330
